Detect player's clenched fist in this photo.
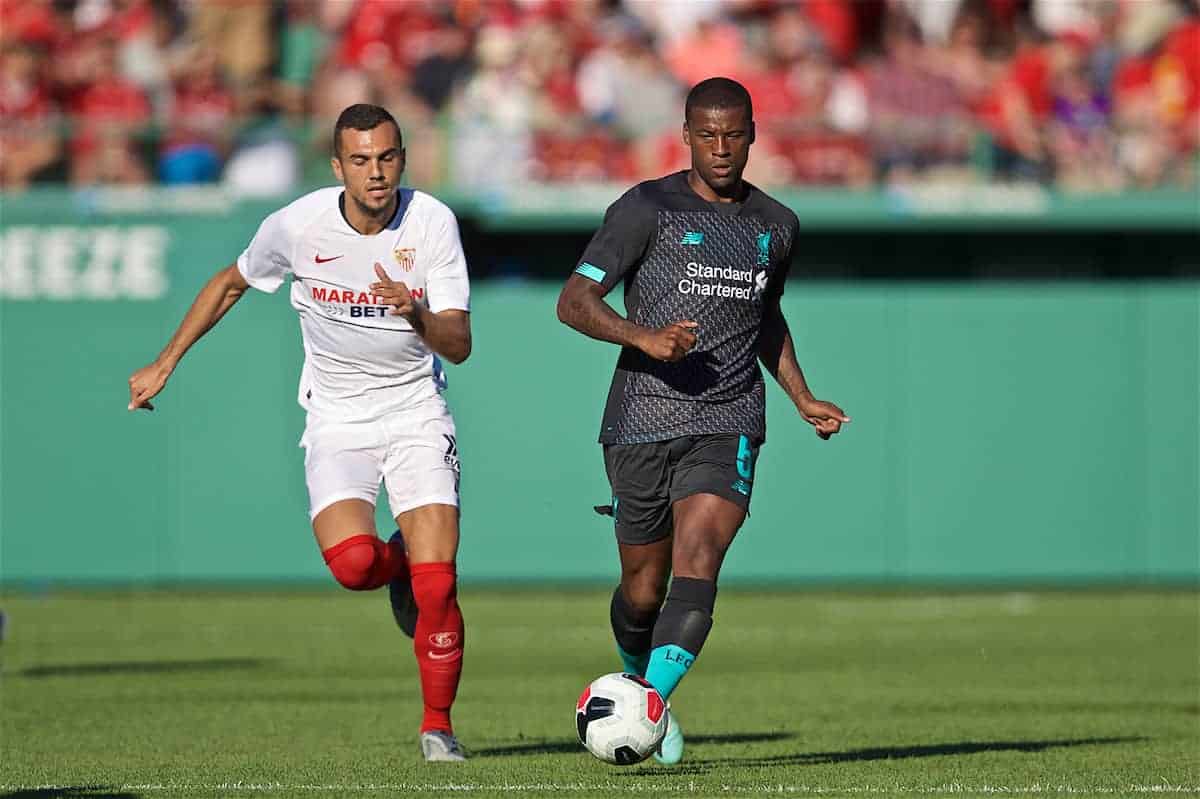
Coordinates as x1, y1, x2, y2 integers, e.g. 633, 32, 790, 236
637, 320, 699, 362
127, 360, 171, 411
370, 262, 417, 318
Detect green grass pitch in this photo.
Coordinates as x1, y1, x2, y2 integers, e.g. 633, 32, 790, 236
1, 589, 1196, 798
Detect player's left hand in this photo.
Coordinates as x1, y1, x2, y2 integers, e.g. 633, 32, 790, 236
371, 263, 418, 320
796, 392, 850, 440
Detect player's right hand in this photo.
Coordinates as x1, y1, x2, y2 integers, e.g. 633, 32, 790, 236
637, 321, 699, 362
127, 361, 171, 411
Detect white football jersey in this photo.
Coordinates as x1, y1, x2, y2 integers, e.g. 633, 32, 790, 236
237, 187, 470, 422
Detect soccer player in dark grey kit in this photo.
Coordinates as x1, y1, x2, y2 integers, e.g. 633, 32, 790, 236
556, 77, 850, 765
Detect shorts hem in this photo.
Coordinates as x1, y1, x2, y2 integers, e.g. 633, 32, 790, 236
668, 485, 751, 513
389, 494, 460, 518
614, 521, 673, 546
619, 525, 676, 544
309, 491, 377, 520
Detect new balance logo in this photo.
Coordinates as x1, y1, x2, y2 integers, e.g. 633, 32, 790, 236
680, 231, 704, 245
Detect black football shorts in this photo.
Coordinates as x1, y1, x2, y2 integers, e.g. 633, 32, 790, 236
600, 434, 761, 545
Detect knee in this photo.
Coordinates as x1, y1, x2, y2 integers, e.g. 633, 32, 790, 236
671, 539, 724, 581
621, 572, 668, 616
323, 537, 379, 591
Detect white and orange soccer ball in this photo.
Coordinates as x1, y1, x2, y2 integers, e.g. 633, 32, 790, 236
575, 672, 668, 765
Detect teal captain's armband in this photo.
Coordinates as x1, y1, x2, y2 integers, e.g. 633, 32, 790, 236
574, 262, 607, 283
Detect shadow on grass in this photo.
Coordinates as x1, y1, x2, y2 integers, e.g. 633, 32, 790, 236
691, 736, 1147, 768
0, 787, 140, 798
987, 701, 1198, 716
907, 700, 1199, 716
17, 658, 267, 678
622, 764, 713, 776
473, 731, 794, 757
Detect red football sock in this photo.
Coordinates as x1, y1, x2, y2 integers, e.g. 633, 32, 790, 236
321, 534, 408, 591
411, 562, 464, 734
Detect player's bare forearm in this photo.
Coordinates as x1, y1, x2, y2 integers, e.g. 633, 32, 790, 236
557, 275, 699, 362
556, 274, 646, 349
758, 305, 850, 438
368, 264, 470, 362
408, 307, 471, 364
154, 264, 248, 370
129, 263, 247, 410
757, 306, 813, 408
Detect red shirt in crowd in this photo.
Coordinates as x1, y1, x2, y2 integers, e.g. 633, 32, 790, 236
163, 82, 235, 153
70, 77, 150, 153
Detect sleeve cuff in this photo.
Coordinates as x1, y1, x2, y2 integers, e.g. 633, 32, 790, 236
428, 302, 471, 314
574, 262, 607, 283
236, 257, 284, 294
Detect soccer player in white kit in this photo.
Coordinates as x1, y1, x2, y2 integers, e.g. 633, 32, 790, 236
127, 105, 471, 762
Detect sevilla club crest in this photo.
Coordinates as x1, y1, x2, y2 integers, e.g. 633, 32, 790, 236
429, 631, 458, 648
393, 247, 416, 272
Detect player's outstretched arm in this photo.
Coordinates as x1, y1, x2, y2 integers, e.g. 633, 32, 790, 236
127, 263, 249, 411
556, 274, 697, 362
370, 264, 471, 363
757, 304, 850, 440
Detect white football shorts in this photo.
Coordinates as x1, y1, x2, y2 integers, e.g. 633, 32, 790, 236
300, 399, 461, 520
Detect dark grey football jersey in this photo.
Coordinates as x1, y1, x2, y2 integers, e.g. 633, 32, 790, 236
573, 171, 799, 445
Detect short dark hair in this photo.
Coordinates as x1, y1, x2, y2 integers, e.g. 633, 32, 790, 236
333, 104, 401, 156
685, 78, 753, 123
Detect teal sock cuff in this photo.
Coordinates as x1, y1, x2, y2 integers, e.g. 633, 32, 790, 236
617, 645, 650, 678
645, 644, 696, 700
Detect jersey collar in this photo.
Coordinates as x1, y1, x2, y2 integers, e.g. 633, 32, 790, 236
673, 170, 756, 216
337, 189, 407, 235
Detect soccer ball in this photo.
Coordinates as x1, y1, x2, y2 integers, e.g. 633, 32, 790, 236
575, 672, 668, 765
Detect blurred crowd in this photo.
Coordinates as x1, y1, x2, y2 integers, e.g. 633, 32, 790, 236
1, 0, 1197, 193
